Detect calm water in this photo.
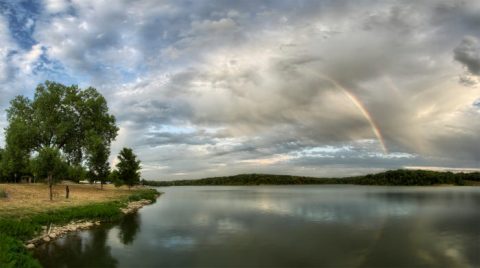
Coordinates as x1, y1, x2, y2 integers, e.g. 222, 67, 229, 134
34, 186, 480, 267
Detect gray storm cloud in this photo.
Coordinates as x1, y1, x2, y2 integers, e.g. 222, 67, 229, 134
0, 0, 480, 179
454, 36, 480, 76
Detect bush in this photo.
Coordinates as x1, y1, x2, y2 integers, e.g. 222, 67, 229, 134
127, 189, 159, 202
0, 234, 41, 268
0, 189, 7, 198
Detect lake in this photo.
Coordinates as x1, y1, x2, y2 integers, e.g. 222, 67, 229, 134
34, 185, 480, 267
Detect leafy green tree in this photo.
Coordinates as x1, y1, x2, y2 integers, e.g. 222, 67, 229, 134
0, 148, 4, 182
31, 147, 67, 200
67, 164, 88, 183
86, 135, 111, 189
116, 148, 141, 189
4, 81, 118, 188
108, 170, 122, 187
1, 146, 30, 183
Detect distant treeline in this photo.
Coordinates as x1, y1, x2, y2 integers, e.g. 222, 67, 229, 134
142, 169, 480, 186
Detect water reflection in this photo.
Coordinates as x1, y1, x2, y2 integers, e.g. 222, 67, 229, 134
34, 227, 117, 268
117, 212, 141, 245
34, 212, 141, 268
34, 186, 480, 268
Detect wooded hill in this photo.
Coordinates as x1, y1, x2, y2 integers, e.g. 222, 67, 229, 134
142, 169, 480, 186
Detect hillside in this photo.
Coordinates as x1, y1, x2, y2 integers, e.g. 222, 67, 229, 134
142, 170, 480, 186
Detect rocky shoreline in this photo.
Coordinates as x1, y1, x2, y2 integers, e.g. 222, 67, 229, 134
25, 199, 155, 249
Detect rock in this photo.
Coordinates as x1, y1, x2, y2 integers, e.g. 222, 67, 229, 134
49, 233, 57, 239
43, 236, 51, 242
95, 221, 101, 226
26, 243, 35, 249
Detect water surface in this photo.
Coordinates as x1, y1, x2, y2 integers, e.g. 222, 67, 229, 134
34, 186, 480, 267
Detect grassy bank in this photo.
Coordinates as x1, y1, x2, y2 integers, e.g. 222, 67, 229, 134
0, 184, 159, 268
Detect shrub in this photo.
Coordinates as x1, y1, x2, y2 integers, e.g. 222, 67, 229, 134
0, 189, 7, 198
0, 234, 41, 268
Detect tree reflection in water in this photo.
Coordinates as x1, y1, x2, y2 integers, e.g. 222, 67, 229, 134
33, 212, 141, 268
118, 212, 141, 245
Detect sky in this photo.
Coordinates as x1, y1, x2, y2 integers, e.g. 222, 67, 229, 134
0, 0, 479, 180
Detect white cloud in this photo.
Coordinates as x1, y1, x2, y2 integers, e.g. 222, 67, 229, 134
44, 0, 70, 13
12, 44, 44, 75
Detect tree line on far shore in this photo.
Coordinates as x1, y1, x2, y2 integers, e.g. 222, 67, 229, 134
142, 169, 480, 186
0, 81, 141, 199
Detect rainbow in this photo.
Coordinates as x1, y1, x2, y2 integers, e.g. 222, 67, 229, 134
308, 71, 388, 154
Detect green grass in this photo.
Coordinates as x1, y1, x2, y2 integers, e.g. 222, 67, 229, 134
0, 234, 41, 268
0, 188, 159, 268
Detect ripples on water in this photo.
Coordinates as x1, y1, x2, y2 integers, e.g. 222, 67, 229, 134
34, 186, 480, 267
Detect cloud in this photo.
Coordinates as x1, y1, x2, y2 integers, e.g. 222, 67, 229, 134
43, 0, 69, 14
1, 0, 480, 179
191, 18, 237, 33
0, 15, 15, 82
458, 74, 478, 87
454, 36, 480, 76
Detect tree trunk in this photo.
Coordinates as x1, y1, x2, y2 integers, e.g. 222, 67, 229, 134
48, 174, 53, 201
66, 185, 70, 199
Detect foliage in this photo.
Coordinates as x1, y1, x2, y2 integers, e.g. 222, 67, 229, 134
86, 135, 111, 187
0, 234, 41, 268
30, 147, 67, 183
109, 170, 123, 187
30, 147, 68, 200
144, 174, 323, 186
3, 81, 118, 182
143, 170, 480, 186
0, 148, 3, 182
66, 165, 88, 183
0, 145, 30, 183
0, 189, 7, 198
126, 188, 159, 202
116, 148, 141, 188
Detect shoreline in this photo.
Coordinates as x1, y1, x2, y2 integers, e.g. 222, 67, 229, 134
0, 186, 160, 268
24, 198, 157, 249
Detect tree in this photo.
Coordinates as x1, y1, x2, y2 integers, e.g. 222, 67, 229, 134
1, 146, 30, 183
86, 135, 111, 189
0, 148, 4, 182
108, 170, 122, 187
67, 164, 88, 183
116, 148, 141, 189
4, 81, 118, 193
31, 147, 67, 200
